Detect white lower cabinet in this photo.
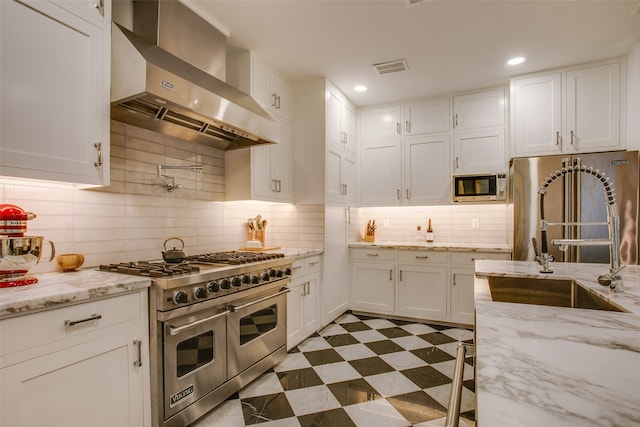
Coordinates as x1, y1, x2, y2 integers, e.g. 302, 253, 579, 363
287, 254, 322, 350
350, 248, 511, 325
0, 290, 151, 427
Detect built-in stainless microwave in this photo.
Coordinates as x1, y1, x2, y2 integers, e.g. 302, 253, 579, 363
453, 173, 507, 203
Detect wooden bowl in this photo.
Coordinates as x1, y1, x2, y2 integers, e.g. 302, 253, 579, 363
57, 254, 84, 271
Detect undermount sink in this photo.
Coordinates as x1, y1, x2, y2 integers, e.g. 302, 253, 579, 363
487, 276, 627, 313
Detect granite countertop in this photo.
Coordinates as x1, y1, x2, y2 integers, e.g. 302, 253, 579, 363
350, 241, 512, 252
474, 260, 640, 426
277, 248, 324, 258
0, 269, 152, 319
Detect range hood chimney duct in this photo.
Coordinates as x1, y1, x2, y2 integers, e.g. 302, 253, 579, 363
111, 0, 279, 150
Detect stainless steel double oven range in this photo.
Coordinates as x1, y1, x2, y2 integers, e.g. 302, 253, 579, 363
102, 251, 292, 427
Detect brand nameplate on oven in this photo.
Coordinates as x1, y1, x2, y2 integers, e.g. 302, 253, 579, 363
170, 385, 194, 407
161, 80, 175, 90
610, 159, 629, 166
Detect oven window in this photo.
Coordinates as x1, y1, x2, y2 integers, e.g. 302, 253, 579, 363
239, 304, 278, 345
176, 331, 214, 377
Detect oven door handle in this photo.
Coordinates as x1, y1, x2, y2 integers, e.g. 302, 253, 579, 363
229, 288, 290, 312
167, 310, 231, 336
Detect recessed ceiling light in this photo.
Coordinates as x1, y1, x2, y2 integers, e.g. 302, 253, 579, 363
354, 85, 368, 92
507, 57, 526, 66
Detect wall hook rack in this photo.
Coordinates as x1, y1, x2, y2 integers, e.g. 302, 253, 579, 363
157, 164, 204, 192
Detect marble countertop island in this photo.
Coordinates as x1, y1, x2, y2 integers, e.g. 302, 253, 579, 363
474, 260, 640, 426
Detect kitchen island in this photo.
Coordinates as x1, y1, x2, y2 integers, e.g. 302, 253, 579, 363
474, 260, 640, 426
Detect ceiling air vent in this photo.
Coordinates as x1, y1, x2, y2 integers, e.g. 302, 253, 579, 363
373, 59, 409, 76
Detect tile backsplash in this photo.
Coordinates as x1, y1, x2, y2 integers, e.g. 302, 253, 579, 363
1, 122, 512, 275
0, 122, 324, 274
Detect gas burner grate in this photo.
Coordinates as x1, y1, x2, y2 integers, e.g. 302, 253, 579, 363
184, 251, 284, 265
99, 261, 200, 278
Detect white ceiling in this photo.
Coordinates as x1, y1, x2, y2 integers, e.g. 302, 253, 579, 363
183, 0, 640, 107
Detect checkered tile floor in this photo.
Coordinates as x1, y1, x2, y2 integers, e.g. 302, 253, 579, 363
192, 312, 475, 427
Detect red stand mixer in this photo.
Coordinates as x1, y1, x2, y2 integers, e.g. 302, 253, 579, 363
0, 204, 55, 288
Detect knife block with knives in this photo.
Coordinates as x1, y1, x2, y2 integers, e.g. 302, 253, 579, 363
364, 219, 376, 242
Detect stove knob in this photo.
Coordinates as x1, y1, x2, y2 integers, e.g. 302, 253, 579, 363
193, 286, 207, 300
219, 278, 231, 290
207, 281, 220, 293
231, 276, 242, 287
284, 267, 292, 276
269, 269, 277, 277
250, 275, 260, 284
275, 269, 283, 278
260, 271, 270, 281
241, 274, 251, 284
173, 290, 188, 305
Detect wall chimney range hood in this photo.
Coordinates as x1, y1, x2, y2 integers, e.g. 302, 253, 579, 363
111, 0, 279, 150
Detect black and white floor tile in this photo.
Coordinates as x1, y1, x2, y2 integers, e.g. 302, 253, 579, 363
192, 312, 475, 427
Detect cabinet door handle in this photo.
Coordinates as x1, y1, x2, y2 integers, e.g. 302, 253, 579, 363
64, 313, 102, 327
94, 142, 102, 167
570, 130, 575, 145
399, 270, 403, 281
389, 269, 393, 281
272, 179, 277, 192
271, 93, 278, 108
276, 95, 281, 110
94, 0, 104, 16
453, 273, 457, 286
397, 189, 401, 200
405, 120, 410, 133
455, 156, 459, 170
276, 179, 282, 193
396, 122, 401, 135
454, 114, 458, 128
555, 131, 560, 146
406, 188, 410, 199
133, 340, 142, 367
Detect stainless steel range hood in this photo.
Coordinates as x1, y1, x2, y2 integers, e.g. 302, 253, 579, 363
111, 0, 279, 150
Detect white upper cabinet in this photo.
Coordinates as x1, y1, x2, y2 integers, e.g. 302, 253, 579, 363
0, 0, 111, 186
360, 141, 402, 205
226, 124, 292, 202
228, 51, 292, 123
404, 98, 451, 136
327, 89, 356, 153
403, 136, 451, 204
359, 99, 450, 141
225, 51, 293, 202
453, 88, 505, 130
511, 73, 563, 155
511, 59, 622, 157
565, 63, 620, 152
452, 128, 506, 174
359, 105, 403, 141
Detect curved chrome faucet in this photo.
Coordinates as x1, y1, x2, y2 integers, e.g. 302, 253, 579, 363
536, 163, 624, 292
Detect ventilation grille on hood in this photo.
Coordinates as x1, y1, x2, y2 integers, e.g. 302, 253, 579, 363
118, 98, 257, 144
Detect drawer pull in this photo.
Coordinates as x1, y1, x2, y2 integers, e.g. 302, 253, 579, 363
308, 261, 319, 265
133, 340, 142, 367
415, 256, 429, 259
366, 253, 379, 257
64, 313, 102, 327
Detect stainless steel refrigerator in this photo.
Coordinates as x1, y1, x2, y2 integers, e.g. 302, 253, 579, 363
511, 150, 638, 265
